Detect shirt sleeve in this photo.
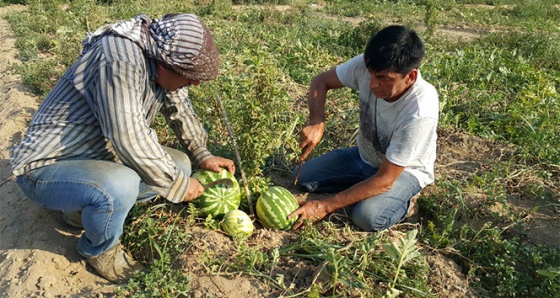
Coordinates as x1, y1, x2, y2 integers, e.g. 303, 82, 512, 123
92, 60, 189, 203
160, 87, 213, 166
336, 54, 367, 90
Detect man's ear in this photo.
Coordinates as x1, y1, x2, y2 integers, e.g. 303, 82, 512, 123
406, 69, 418, 85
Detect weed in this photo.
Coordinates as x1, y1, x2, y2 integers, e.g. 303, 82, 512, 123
454, 223, 560, 297
119, 202, 193, 296
382, 229, 422, 297
420, 183, 560, 297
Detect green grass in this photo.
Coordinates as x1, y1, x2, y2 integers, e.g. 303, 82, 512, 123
3, 0, 559, 296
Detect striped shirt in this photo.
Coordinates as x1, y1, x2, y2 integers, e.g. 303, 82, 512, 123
10, 34, 212, 203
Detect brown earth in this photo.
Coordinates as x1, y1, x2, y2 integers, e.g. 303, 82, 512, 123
0, 4, 558, 298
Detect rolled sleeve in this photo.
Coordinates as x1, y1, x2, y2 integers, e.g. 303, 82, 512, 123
166, 170, 190, 203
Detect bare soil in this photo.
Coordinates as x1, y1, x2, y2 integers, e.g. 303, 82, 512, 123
0, 4, 558, 298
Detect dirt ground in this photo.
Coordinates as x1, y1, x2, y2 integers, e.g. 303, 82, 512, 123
0, 4, 558, 298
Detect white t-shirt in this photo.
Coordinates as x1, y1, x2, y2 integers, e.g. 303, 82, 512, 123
336, 54, 439, 187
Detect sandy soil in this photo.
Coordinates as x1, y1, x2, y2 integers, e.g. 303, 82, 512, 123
0, 4, 557, 298
0, 5, 119, 297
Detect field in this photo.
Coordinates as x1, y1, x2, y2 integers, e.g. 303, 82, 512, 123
0, 0, 558, 297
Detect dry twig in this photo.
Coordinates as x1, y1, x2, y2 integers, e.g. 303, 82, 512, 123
215, 95, 254, 215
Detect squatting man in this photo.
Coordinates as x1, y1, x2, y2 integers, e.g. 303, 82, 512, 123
289, 25, 439, 232
10, 13, 234, 283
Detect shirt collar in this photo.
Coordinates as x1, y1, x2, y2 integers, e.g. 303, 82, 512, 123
147, 58, 158, 82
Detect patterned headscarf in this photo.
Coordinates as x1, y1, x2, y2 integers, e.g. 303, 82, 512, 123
82, 13, 219, 81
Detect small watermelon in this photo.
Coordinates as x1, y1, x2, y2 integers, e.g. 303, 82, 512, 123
192, 169, 241, 218
256, 186, 299, 230
220, 209, 254, 238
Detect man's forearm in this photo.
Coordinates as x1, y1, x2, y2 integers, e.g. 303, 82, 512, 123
307, 79, 327, 125
323, 176, 394, 213
324, 158, 406, 212
307, 68, 345, 124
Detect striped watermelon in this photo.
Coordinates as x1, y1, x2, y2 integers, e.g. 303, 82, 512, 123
192, 169, 241, 218
220, 209, 254, 238
256, 186, 299, 230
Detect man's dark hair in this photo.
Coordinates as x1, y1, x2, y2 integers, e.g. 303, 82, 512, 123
363, 25, 424, 76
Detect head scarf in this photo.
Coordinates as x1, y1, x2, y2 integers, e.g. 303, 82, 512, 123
81, 13, 219, 81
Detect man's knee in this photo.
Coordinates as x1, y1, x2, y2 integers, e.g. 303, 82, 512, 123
351, 198, 407, 232
94, 167, 141, 209
296, 180, 320, 193
163, 147, 192, 176
351, 209, 391, 232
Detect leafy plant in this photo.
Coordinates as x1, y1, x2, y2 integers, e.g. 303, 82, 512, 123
119, 202, 193, 297
382, 229, 422, 297
454, 223, 560, 297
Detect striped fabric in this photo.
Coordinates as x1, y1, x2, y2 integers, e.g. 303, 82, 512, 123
82, 13, 219, 81
10, 34, 212, 203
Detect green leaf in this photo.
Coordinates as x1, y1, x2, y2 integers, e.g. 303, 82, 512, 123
382, 243, 401, 261
537, 267, 560, 279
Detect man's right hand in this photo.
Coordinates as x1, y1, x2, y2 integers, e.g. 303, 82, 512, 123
182, 177, 205, 202
299, 122, 325, 161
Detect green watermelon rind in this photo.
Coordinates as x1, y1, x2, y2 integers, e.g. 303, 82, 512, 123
256, 186, 299, 230
220, 209, 254, 238
192, 169, 241, 218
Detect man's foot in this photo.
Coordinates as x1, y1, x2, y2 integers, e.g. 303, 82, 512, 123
63, 211, 84, 229
87, 242, 144, 283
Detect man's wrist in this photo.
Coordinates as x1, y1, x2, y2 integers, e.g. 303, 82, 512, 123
307, 119, 325, 126
323, 197, 341, 213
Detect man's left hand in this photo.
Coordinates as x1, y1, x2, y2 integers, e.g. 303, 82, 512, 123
199, 156, 235, 174
288, 199, 331, 230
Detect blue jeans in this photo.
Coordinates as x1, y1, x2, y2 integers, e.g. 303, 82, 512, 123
293, 147, 421, 231
16, 147, 191, 258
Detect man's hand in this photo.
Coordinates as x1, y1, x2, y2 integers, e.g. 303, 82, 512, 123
299, 122, 325, 161
182, 177, 204, 202
288, 199, 332, 230
199, 156, 236, 174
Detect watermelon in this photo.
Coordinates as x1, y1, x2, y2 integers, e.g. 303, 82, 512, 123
220, 209, 254, 238
192, 169, 241, 218
256, 186, 299, 230
238, 190, 256, 213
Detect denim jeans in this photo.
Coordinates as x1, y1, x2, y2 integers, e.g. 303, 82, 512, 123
16, 147, 191, 258
293, 147, 421, 231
